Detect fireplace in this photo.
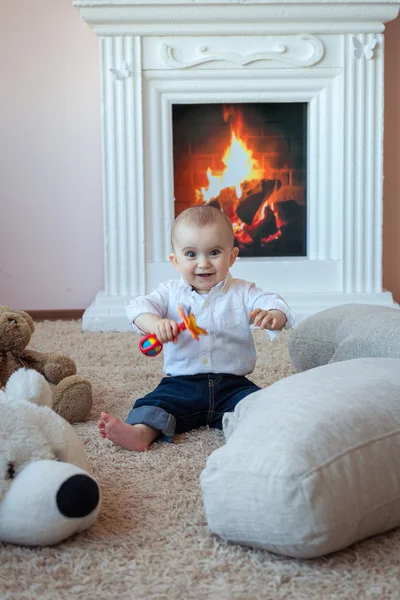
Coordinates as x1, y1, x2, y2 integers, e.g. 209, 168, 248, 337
73, 0, 400, 331
172, 103, 307, 257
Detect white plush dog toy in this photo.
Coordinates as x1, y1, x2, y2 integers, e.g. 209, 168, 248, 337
0, 368, 100, 545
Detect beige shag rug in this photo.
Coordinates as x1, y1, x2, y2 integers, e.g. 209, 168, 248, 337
1, 321, 400, 600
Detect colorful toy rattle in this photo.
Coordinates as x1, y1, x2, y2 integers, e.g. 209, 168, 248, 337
139, 305, 208, 357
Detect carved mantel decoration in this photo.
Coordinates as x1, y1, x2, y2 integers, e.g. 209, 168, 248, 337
73, 0, 400, 331
160, 35, 325, 69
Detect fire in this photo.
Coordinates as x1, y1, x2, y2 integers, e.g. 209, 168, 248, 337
195, 110, 287, 250
199, 131, 264, 203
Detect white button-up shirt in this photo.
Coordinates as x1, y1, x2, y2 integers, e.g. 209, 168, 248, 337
126, 274, 295, 377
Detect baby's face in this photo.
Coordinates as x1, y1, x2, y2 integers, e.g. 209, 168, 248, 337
170, 221, 239, 294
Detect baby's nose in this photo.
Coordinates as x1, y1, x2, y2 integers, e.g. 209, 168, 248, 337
198, 254, 210, 267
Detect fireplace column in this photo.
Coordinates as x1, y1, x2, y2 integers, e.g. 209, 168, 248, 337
342, 34, 384, 295
83, 35, 147, 329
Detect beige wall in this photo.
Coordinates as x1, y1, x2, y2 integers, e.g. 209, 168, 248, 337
0, 1, 399, 309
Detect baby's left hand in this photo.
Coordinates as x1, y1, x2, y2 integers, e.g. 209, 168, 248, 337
249, 308, 287, 331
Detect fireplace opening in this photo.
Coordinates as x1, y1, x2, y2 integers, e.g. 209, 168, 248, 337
172, 103, 307, 257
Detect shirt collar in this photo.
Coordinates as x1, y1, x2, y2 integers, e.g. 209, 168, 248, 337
179, 273, 232, 296
220, 272, 233, 294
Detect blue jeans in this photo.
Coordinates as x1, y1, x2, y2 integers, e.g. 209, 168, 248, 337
125, 373, 260, 442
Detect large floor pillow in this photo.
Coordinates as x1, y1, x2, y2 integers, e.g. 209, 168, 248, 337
200, 358, 400, 559
288, 303, 400, 373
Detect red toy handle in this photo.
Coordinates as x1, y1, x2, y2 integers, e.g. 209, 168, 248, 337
139, 306, 207, 358
139, 322, 187, 357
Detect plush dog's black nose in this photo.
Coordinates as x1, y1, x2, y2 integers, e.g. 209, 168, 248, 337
56, 474, 100, 518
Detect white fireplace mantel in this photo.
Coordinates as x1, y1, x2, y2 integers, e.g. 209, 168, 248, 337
74, 0, 400, 331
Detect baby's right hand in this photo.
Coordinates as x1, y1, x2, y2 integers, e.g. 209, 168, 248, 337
154, 319, 179, 344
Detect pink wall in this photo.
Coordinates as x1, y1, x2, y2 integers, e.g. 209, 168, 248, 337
0, 0, 103, 310
0, 2, 399, 310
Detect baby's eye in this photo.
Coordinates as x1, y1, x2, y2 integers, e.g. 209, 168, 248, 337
210, 249, 221, 256
185, 251, 196, 258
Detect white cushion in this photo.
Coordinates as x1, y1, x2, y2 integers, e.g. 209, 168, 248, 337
200, 358, 400, 558
288, 303, 400, 373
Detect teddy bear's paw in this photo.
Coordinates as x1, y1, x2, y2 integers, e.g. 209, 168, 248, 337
52, 375, 93, 423
42, 355, 77, 384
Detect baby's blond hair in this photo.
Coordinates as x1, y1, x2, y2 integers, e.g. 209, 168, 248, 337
171, 205, 235, 249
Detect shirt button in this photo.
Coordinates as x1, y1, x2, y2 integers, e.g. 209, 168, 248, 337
203, 301, 208, 308
202, 358, 208, 364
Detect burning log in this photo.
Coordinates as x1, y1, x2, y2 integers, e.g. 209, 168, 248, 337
206, 178, 284, 250
209, 188, 238, 221
248, 205, 278, 241
276, 200, 306, 243
208, 178, 282, 226
236, 179, 281, 225
262, 200, 306, 256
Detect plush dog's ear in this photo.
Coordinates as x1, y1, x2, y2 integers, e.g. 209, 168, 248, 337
5, 369, 52, 408
38, 408, 91, 473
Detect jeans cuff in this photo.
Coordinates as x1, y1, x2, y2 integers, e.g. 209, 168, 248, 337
125, 406, 176, 441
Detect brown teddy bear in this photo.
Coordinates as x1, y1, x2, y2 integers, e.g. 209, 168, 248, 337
0, 305, 92, 423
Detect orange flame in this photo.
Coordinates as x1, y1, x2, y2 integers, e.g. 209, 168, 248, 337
199, 130, 264, 203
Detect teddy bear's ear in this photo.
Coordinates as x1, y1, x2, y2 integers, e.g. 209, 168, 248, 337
0, 306, 14, 313
18, 311, 35, 334
0, 306, 35, 333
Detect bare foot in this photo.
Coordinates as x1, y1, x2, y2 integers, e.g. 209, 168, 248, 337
97, 412, 158, 452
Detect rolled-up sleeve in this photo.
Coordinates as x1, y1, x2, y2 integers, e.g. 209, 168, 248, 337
246, 283, 295, 339
126, 283, 171, 333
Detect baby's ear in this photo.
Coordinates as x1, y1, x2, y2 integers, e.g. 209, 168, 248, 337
169, 253, 179, 270
230, 246, 239, 266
